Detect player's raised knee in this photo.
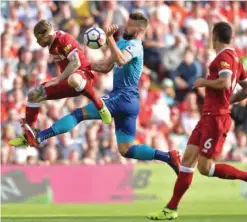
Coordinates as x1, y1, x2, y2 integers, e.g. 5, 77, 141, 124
68, 73, 86, 91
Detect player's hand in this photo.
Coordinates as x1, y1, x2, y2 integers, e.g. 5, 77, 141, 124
105, 25, 118, 37
193, 78, 205, 89
44, 78, 60, 88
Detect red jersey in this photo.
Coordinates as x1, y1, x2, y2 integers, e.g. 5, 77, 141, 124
203, 48, 247, 115
49, 31, 90, 73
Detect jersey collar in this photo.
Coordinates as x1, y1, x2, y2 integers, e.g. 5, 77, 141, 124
216, 47, 235, 57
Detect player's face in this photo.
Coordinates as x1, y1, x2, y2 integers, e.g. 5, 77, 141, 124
35, 33, 51, 47
123, 19, 141, 40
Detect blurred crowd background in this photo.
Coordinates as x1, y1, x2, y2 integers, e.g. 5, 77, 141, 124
1, 0, 247, 165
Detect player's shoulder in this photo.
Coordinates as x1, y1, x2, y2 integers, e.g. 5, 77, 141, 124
215, 47, 237, 61
128, 38, 142, 47
56, 30, 74, 42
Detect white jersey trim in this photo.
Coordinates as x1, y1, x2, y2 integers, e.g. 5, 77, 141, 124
180, 166, 195, 173
67, 48, 78, 60
218, 69, 233, 76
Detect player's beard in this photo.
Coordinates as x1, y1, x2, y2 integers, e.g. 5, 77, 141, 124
123, 32, 135, 40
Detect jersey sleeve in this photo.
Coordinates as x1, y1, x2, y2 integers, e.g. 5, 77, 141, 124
60, 33, 79, 59
122, 41, 142, 59
215, 53, 234, 76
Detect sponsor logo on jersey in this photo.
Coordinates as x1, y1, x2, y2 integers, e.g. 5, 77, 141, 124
64, 44, 72, 54
51, 54, 66, 62
220, 61, 230, 69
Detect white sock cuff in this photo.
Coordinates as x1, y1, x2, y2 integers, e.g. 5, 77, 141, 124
26, 102, 40, 108
209, 163, 215, 177
180, 166, 195, 173
75, 78, 87, 92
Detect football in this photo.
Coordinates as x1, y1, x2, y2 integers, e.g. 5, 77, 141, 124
83, 27, 106, 49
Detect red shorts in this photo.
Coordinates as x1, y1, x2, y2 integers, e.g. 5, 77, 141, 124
188, 114, 232, 159
41, 68, 95, 100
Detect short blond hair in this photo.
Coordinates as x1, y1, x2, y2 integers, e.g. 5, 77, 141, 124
34, 20, 52, 37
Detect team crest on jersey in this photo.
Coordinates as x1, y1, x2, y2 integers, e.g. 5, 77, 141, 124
64, 44, 72, 53
220, 61, 230, 69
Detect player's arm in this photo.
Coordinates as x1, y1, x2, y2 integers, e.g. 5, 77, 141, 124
232, 62, 247, 103
193, 71, 232, 90
57, 50, 81, 81
230, 88, 247, 104
106, 25, 134, 66
91, 56, 114, 74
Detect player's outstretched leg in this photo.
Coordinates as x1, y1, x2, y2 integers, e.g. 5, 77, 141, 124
124, 144, 180, 175
25, 85, 47, 127
68, 73, 111, 124
148, 145, 198, 220
9, 86, 47, 147
116, 127, 180, 175
197, 155, 247, 182
9, 102, 101, 147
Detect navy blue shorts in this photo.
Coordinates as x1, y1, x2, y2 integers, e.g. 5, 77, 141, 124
84, 92, 140, 144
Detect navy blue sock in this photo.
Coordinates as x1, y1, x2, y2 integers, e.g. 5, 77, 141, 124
154, 150, 171, 163
125, 144, 170, 163
37, 108, 84, 143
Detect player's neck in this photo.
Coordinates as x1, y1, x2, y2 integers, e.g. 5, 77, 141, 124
215, 43, 231, 54
49, 31, 56, 48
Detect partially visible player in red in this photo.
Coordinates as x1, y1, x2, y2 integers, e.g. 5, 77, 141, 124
148, 21, 247, 220
23, 20, 111, 129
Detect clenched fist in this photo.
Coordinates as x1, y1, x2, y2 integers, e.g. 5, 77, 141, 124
105, 25, 119, 37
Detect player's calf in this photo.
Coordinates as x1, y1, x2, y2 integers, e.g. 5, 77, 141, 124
118, 141, 180, 175
197, 156, 214, 176
198, 155, 247, 181
25, 86, 47, 127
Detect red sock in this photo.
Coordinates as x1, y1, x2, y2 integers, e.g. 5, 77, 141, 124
213, 164, 247, 182
26, 103, 40, 127
167, 166, 194, 209
82, 81, 103, 110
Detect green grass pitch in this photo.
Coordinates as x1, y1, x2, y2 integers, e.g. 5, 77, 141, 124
2, 163, 247, 221
1, 201, 247, 222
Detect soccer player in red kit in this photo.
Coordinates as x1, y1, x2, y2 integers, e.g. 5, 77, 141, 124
17, 20, 111, 134
148, 22, 247, 220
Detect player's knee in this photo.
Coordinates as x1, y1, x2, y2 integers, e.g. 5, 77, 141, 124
118, 144, 131, 157
28, 89, 39, 102
68, 73, 86, 91
197, 162, 209, 176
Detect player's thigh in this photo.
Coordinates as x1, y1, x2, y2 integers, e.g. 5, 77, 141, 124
115, 115, 137, 144
41, 80, 81, 100
199, 115, 232, 159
